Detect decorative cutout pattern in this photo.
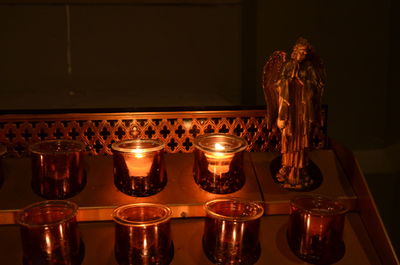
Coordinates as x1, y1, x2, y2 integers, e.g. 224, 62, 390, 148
0, 108, 327, 157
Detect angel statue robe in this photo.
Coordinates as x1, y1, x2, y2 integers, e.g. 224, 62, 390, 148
277, 58, 320, 180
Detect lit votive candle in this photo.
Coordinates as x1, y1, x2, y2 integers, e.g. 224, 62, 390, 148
112, 139, 167, 197
193, 134, 247, 194
204, 143, 234, 175
127, 148, 154, 176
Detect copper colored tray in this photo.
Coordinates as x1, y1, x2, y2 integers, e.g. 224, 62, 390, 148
0, 108, 397, 264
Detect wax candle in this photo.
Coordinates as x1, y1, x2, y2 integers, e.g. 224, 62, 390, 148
112, 139, 167, 197
204, 143, 234, 175
193, 134, 247, 194
125, 148, 154, 177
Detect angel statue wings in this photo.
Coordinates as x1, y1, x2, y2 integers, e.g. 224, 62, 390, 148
263, 38, 326, 191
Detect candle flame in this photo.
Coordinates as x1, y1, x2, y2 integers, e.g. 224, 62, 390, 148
215, 143, 225, 151
133, 147, 144, 158
213, 143, 226, 157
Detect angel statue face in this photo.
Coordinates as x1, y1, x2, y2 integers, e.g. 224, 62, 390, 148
291, 44, 308, 62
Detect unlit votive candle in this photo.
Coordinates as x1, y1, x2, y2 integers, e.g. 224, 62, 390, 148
16, 200, 84, 265
287, 195, 348, 264
112, 203, 173, 265
203, 198, 264, 265
30, 140, 86, 199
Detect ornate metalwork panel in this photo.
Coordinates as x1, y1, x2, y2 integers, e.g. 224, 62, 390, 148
0, 109, 327, 157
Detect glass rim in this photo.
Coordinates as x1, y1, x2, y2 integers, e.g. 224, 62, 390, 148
16, 200, 79, 227
111, 139, 165, 153
290, 194, 348, 216
112, 203, 172, 227
0, 143, 6, 156
194, 133, 248, 154
30, 139, 86, 155
204, 198, 264, 222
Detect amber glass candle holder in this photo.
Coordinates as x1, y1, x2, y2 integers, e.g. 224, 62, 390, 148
203, 198, 264, 265
112, 139, 167, 197
0, 143, 6, 188
30, 140, 86, 200
112, 203, 174, 265
193, 134, 248, 194
16, 200, 84, 265
287, 195, 348, 264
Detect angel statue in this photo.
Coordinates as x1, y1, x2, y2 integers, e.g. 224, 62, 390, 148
263, 37, 326, 190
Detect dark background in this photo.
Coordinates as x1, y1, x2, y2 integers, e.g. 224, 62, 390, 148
0, 0, 399, 257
